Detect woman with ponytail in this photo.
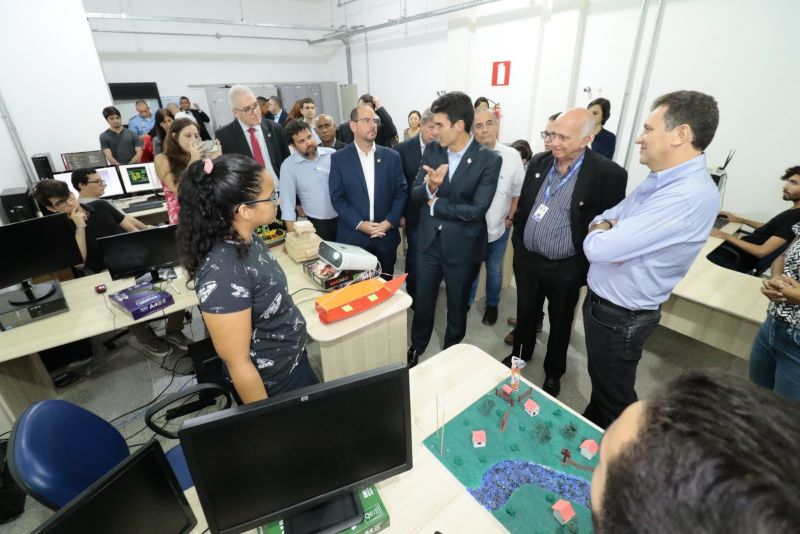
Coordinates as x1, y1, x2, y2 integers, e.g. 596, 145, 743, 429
177, 154, 318, 402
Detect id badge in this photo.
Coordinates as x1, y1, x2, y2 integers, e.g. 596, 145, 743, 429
533, 204, 549, 222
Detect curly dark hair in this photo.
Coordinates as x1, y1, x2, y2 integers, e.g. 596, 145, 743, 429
177, 154, 266, 282
162, 118, 197, 189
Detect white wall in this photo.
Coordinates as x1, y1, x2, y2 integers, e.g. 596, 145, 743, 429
0, 0, 111, 180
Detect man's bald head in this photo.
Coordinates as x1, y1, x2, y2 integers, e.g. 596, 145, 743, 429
316, 114, 336, 144
473, 110, 499, 148
550, 107, 595, 162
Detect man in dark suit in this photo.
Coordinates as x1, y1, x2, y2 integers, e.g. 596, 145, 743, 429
179, 96, 212, 140
407, 92, 501, 367
328, 104, 407, 279
336, 94, 397, 147
507, 108, 627, 397
316, 114, 347, 150
395, 107, 438, 302
215, 85, 290, 183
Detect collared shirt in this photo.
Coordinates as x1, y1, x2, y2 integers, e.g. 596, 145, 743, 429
127, 114, 155, 136
584, 153, 720, 310
278, 147, 338, 222
523, 151, 585, 258
419, 134, 426, 156
238, 120, 279, 186
485, 142, 525, 243
427, 135, 474, 217
356, 142, 377, 222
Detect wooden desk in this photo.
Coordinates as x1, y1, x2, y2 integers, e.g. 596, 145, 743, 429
111, 197, 169, 225
184, 344, 599, 533
660, 222, 767, 358
0, 248, 410, 428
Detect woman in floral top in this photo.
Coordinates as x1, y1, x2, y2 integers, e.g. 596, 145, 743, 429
751, 222, 800, 401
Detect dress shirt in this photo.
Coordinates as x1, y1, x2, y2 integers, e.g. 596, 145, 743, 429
427, 134, 474, 216
584, 153, 720, 310
524, 151, 585, 259
278, 147, 338, 221
484, 142, 525, 243
238, 120, 279, 186
419, 134, 426, 155
356, 142, 377, 222
127, 114, 155, 136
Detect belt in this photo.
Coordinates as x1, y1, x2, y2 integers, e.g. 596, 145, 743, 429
588, 290, 659, 314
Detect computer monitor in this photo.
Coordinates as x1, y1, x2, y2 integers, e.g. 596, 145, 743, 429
98, 224, 179, 281
118, 162, 159, 194
179, 363, 412, 534
31, 440, 196, 534
61, 150, 108, 171
51, 167, 126, 198
0, 213, 83, 305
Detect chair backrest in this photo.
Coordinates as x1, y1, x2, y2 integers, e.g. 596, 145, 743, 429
753, 240, 793, 276
7, 400, 129, 510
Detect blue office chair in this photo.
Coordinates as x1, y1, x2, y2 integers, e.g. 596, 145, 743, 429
7, 384, 232, 510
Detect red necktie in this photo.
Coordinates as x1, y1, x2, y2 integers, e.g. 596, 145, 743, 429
248, 127, 266, 167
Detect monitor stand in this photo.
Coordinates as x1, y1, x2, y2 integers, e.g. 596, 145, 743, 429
285, 489, 364, 534
6, 280, 56, 306
135, 267, 177, 285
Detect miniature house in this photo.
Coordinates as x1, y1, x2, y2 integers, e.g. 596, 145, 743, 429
502, 384, 513, 396
523, 399, 540, 417
472, 430, 487, 448
552, 499, 576, 525
580, 439, 599, 460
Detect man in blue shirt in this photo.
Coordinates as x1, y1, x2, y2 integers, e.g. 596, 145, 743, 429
581, 90, 720, 428
279, 120, 338, 241
127, 99, 156, 138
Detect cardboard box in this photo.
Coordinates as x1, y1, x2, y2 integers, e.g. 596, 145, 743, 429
258, 485, 390, 534
108, 282, 174, 320
302, 260, 378, 291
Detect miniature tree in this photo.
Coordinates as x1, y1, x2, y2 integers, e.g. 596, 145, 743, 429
561, 422, 578, 440
534, 422, 552, 444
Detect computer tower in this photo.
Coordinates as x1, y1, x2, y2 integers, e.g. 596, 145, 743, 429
0, 187, 38, 223
31, 153, 55, 179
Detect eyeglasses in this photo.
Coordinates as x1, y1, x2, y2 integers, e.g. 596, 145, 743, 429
540, 131, 570, 142
235, 103, 261, 115
51, 193, 75, 209
354, 118, 381, 126
239, 193, 280, 210
86, 179, 105, 185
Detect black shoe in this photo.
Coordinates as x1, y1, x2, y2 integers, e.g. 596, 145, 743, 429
543, 376, 561, 397
407, 348, 420, 369
501, 353, 530, 368
482, 306, 498, 325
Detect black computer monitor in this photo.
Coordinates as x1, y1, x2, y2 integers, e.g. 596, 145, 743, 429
98, 224, 179, 281
179, 363, 412, 534
32, 440, 196, 534
0, 213, 83, 305
61, 150, 108, 171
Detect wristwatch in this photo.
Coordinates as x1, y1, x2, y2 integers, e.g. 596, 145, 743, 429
595, 219, 613, 229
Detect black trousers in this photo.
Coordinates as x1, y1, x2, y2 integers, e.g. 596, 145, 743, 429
307, 216, 339, 243
410, 234, 480, 353
512, 248, 583, 379
404, 224, 419, 301
361, 241, 397, 281
582, 290, 661, 429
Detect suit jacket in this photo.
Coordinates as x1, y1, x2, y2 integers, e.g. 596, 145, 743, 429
411, 138, 501, 264
188, 109, 211, 140
328, 143, 408, 252
272, 110, 288, 126
395, 134, 424, 226
511, 149, 627, 274
320, 139, 347, 151
215, 118, 290, 177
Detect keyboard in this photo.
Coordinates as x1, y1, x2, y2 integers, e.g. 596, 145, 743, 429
122, 200, 164, 213
713, 217, 730, 230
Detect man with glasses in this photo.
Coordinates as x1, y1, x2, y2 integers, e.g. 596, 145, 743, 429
32, 179, 191, 357
71, 167, 148, 230
507, 108, 626, 398
215, 85, 290, 188
329, 104, 407, 279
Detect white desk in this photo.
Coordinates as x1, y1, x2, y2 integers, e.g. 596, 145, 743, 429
0, 247, 411, 429
184, 345, 600, 533
660, 222, 767, 358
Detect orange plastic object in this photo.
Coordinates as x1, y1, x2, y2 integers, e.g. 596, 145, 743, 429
315, 273, 407, 324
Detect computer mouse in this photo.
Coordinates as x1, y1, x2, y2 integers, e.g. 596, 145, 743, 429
95, 284, 107, 294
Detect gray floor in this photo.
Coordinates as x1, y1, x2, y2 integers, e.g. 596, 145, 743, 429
1, 267, 748, 533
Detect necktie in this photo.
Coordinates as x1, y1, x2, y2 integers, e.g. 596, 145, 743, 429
248, 127, 266, 167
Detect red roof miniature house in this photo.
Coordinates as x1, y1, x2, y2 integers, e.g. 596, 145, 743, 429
552, 499, 576, 525
502, 384, 513, 396
523, 398, 540, 417
472, 430, 487, 448
580, 438, 599, 460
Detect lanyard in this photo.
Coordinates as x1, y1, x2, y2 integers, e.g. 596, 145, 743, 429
543, 156, 583, 203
